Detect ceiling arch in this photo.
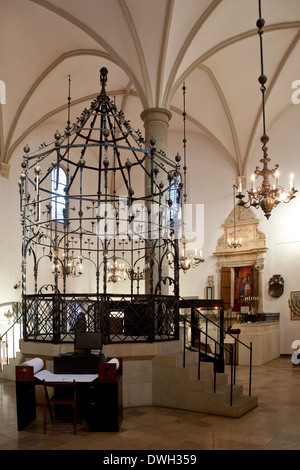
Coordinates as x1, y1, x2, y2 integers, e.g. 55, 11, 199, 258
4, 49, 115, 163
1, 0, 300, 183
243, 28, 300, 174
30, 0, 149, 106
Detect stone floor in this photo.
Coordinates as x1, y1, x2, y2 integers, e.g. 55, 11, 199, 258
0, 355, 299, 452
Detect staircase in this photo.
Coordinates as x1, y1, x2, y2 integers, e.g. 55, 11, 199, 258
0, 302, 23, 378
152, 353, 257, 418
0, 351, 24, 380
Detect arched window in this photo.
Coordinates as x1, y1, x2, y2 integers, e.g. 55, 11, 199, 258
168, 173, 182, 227
51, 167, 67, 222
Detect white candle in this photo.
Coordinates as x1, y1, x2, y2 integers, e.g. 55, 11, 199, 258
238, 179, 242, 193
251, 174, 255, 189
274, 170, 279, 188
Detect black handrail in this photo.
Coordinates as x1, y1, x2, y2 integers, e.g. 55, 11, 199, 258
179, 296, 253, 404
181, 297, 253, 356
0, 303, 22, 368
180, 297, 253, 362
180, 314, 234, 401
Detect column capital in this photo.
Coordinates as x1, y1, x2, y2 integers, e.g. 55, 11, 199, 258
140, 107, 172, 126
0, 161, 10, 178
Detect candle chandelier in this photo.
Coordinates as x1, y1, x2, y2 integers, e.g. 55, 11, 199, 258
50, 77, 83, 280
107, 257, 126, 283
52, 250, 83, 278
237, 0, 297, 219
180, 236, 204, 272
227, 184, 242, 249
179, 82, 204, 272
126, 266, 147, 295
52, 239, 83, 278
124, 239, 149, 293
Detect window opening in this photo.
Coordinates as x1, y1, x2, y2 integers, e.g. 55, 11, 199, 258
168, 174, 182, 227
51, 167, 66, 222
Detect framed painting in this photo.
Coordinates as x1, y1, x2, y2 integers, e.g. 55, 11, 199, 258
290, 291, 300, 320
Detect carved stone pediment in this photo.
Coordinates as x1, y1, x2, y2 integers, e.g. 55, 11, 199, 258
225, 205, 258, 224
214, 204, 267, 262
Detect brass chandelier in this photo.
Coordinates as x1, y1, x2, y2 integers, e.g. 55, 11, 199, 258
52, 244, 83, 278
179, 82, 204, 271
179, 236, 204, 271
107, 257, 126, 283
237, 0, 297, 219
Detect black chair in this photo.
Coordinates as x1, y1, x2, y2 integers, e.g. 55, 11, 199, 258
43, 380, 77, 434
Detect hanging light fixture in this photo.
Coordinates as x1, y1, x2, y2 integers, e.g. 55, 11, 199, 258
52, 243, 83, 278
125, 239, 149, 293
237, 0, 297, 219
179, 82, 204, 272
228, 184, 242, 249
51, 77, 83, 280
126, 266, 146, 295
106, 111, 127, 285
180, 236, 204, 271
107, 256, 126, 283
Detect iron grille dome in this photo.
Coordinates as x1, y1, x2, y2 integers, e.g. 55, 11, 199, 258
19, 67, 181, 344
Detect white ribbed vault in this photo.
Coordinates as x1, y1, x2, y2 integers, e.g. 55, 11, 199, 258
1, 0, 300, 179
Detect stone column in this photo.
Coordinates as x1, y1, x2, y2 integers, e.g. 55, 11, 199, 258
0, 162, 10, 178
141, 107, 172, 195
140, 107, 172, 295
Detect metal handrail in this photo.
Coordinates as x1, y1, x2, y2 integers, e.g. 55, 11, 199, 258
179, 297, 253, 405
197, 308, 253, 398
180, 314, 236, 403
0, 304, 22, 369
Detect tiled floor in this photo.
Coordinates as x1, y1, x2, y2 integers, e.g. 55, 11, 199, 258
0, 355, 299, 451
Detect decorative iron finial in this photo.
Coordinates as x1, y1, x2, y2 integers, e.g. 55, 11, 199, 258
100, 67, 108, 94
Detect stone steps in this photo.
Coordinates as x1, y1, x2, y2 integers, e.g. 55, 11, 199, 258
0, 351, 24, 381
152, 354, 258, 417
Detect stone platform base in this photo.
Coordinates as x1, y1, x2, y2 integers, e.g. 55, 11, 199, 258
238, 321, 280, 366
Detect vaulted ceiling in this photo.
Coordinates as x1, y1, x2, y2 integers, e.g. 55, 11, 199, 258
1, 0, 300, 178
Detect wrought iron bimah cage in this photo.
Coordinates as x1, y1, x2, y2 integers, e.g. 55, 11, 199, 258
19, 67, 181, 345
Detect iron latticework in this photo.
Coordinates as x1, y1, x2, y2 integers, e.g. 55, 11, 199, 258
19, 67, 181, 344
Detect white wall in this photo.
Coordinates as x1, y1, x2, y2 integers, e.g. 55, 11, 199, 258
0, 153, 23, 306
254, 103, 300, 353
